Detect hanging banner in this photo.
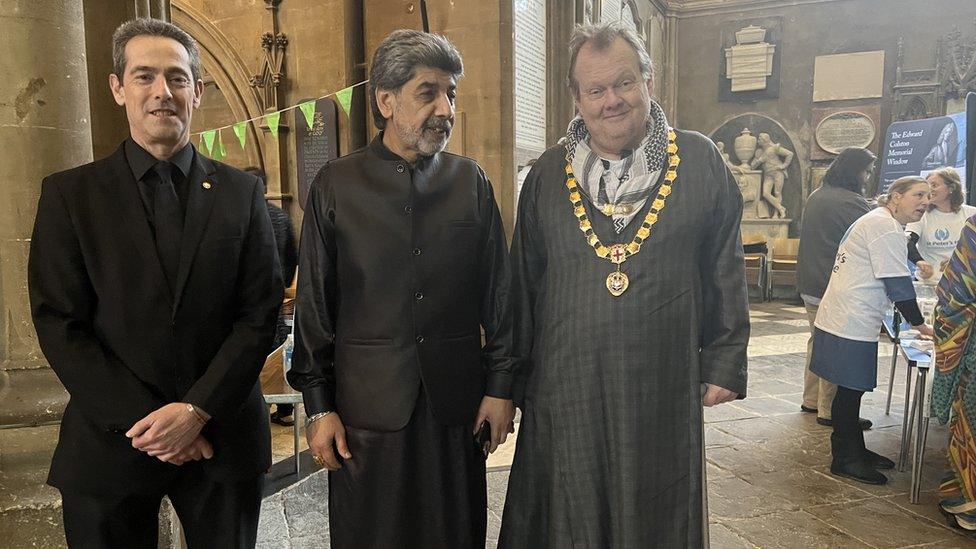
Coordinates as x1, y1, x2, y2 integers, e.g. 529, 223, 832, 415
294, 97, 339, 210
879, 111, 967, 193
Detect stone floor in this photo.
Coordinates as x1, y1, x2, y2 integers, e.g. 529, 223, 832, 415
6, 301, 976, 547
266, 301, 976, 547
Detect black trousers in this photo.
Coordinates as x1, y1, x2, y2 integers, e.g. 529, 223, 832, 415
60, 463, 262, 549
831, 386, 866, 457
329, 393, 487, 549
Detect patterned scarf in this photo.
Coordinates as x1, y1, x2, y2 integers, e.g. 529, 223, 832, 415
933, 217, 976, 503
565, 100, 670, 233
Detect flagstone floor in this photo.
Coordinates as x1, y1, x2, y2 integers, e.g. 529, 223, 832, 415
269, 301, 976, 548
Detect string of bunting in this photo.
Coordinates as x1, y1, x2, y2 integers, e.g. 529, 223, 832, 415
194, 79, 367, 160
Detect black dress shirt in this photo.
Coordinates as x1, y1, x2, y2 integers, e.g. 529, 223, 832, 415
124, 139, 194, 221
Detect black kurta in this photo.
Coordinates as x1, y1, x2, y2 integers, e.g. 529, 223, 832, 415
289, 135, 515, 548
499, 130, 749, 548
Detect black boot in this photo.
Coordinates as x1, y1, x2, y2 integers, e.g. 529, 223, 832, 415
830, 432, 888, 485
863, 448, 895, 470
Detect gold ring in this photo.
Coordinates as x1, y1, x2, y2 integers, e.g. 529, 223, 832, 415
313, 455, 325, 466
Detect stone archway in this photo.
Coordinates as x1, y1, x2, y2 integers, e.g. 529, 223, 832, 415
171, 1, 265, 170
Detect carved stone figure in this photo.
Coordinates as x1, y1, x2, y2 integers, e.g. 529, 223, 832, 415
749, 132, 793, 219
716, 139, 759, 219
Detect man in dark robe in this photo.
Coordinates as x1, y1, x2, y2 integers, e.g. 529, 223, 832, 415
287, 29, 516, 548
499, 23, 749, 548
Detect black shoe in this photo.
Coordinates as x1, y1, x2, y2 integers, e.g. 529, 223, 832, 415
830, 459, 888, 485
817, 417, 873, 430
863, 448, 895, 470
270, 410, 295, 427
801, 405, 818, 413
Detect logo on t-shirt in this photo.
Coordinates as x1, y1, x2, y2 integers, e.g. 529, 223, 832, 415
935, 228, 950, 241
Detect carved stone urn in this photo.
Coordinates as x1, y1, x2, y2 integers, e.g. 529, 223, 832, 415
733, 128, 757, 169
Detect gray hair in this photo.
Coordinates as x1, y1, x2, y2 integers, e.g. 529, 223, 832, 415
112, 18, 202, 82
567, 22, 653, 97
368, 29, 464, 130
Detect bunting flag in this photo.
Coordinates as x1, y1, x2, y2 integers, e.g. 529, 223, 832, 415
336, 86, 353, 117
191, 79, 368, 145
233, 122, 247, 150
299, 100, 317, 129
266, 111, 281, 139
201, 130, 217, 155
216, 130, 227, 160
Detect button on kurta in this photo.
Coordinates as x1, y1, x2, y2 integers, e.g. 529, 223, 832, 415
396, 164, 405, 173
404, 205, 413, 214
415, 335, 425, 343
412, 248, 422, 256
414, 292, 424, 300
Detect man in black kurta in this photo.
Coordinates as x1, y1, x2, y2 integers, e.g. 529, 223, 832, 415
287, 29, 516, 548
499, 24, 749, 548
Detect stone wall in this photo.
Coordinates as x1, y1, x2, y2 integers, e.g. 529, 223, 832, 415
674, 0, 976, 225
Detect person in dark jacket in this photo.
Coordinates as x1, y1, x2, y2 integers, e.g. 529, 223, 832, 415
244, 167, 298, 426
796, 147, 874, 428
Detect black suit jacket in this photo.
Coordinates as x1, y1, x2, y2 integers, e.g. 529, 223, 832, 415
28, 143, 283, 494
288, 136, 516, 431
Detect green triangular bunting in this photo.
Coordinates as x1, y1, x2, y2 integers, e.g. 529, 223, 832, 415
201, 130, 216, 155
233, 122, 247, 150
211, 130, 227, 161
266, 111, 281, 139
299, 101, 316, 129
336, 86, 353, 116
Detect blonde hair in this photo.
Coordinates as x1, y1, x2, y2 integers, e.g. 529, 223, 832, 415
876, 176, 927, 207
927, 167, 965, 212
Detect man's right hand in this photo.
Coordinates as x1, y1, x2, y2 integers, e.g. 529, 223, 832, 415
306, 412, 352, 471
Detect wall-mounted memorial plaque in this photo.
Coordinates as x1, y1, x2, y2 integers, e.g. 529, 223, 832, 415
810, 105, 881, 160
813, 51, 884, 102
294, 97, 338, 210
514, 0, 547, 158
718, 17, 783, 103
815, 112, 876, 155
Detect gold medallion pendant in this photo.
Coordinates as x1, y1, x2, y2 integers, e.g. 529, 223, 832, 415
564, 130, 680, 297
606, 271, 629, 296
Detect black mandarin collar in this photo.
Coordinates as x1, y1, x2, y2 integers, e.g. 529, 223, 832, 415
369, 132, 435, 170
124, 139, 194, 182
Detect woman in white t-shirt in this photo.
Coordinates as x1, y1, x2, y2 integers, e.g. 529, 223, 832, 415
811, 176, 934, 486
909, 167, 976, 283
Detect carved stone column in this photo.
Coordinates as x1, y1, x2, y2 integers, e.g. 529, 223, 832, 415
251, 0, 290, 203
0, 0, 93, 369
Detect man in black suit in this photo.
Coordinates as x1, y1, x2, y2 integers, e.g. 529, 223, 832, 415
287, 30, 515, 548
28, 18, 282, 548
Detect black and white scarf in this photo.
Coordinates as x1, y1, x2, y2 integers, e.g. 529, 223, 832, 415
565, 100, 670, 233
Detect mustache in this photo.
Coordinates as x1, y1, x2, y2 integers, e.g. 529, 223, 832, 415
423, 117, 452, 132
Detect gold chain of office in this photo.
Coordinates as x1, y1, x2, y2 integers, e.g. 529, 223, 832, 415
564, 129, 680, 296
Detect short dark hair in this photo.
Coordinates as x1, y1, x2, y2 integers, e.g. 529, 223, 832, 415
368, 29, 463, 130
112, 18, 202, 82
822, 147, 876, 195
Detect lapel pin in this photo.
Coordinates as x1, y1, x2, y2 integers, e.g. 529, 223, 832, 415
202, 181, 212, 189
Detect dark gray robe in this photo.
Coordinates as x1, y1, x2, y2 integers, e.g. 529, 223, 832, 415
499, 129, 749, 548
